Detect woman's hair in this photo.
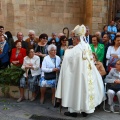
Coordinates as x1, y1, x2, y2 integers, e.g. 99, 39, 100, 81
111, 35, 120, 46
59, 35, 67, 46
92, 35, 99, 42
47, 44, 57, 52
103, 25, 107, 30
0, 34, 6, 39
26, 48, 34, 56
92, 52, 98, 61
5, 31, 13, 39
103, 33, 110, 39
47, 38, 56, 45
15, 41, 22, 46
115, 59, 120, 64
39, 33, 48, 40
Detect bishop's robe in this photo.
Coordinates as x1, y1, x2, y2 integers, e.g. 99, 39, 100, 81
55, 41, 105, 113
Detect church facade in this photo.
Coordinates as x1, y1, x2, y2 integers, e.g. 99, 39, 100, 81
0, 0, 119, 36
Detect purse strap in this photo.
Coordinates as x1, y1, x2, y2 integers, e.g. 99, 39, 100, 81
51, 57, 56, 68
109, 57, 115, 65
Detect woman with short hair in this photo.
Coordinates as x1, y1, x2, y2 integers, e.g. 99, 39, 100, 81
34, 33, 48, 67
90, 35, 104, 62
0, 34, 9, 69
10, 41, 26, 66
17, 49, 41, 102
105, 59, 120, 112
40, 44, 61, 105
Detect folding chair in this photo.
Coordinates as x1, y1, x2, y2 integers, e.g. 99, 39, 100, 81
103, 83, 120, 113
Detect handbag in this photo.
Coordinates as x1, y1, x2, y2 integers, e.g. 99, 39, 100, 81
44, 57, 56, 80
44, 71, 56, 80
107, 83, 120, 92
107, 56, 118, 72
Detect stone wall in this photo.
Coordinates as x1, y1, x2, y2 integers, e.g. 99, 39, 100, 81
0, 0, 85, 37
92, 0, 109, 34
0, 0, 109, 36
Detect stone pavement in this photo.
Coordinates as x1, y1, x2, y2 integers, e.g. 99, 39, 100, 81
0, 97, 120, 120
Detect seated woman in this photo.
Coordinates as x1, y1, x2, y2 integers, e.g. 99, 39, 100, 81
10, 41, 26, 66
92, 52, 106, 77
90, 35, 104, 62
105, 59, 120, 112
106, 35, 120, 71
17, 49, 41, 102
40, 44, 61, 105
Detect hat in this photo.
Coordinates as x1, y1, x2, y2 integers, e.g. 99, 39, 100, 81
73, 24, 86, 36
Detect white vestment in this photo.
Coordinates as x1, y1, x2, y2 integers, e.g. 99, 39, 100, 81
55, 41, 105, 113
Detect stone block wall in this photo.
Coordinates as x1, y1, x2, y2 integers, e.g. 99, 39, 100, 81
0, 0, 109, 36
92, 0, 109, 34
0, 0, 85, 37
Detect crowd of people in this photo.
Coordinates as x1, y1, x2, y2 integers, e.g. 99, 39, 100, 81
0, 19, 120, 117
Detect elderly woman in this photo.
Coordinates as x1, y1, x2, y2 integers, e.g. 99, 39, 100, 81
40, 44, 61, 105
105, 59, 120, 112
92, 52, 106, 76
17, 49, 41, 102
0, 34, 9, 69
10, 41, 26, 66
90, 35, 104, 62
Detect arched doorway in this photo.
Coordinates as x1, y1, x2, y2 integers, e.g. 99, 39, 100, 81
108, 0, 120, 22
115, 0, 120, 21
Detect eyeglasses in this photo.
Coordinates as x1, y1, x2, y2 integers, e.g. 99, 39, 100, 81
52, 42, 56, 44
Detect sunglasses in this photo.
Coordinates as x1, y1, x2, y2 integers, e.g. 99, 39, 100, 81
42, 37, 48, 40
62, 39, 67, 41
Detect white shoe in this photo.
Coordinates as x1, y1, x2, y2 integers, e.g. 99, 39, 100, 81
110, 105, 114, 112
17, 97, 24, 102
30, 97, 35, 102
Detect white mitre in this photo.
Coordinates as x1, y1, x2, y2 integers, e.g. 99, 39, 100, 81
73, 24, 86, 37
73, 24, 86, 44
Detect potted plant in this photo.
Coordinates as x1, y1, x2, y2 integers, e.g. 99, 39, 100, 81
0, 65, 25, 97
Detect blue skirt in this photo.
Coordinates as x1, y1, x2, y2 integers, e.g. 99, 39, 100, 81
39, 76, 56, 88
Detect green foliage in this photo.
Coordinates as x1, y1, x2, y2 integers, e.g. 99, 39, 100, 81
0, 65, 25, 86
0, 84, 10, 97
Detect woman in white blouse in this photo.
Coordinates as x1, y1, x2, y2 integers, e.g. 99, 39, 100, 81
40, 44, 61, 105
17, 49, 41, 102
106, 35, 120, 69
